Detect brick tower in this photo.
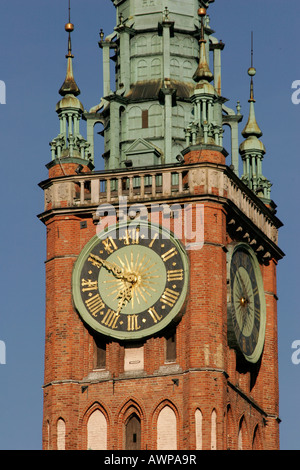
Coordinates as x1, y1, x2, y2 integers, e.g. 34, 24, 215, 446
39, 0, 284, 450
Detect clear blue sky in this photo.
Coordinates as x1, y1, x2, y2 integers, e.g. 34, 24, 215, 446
0, 0, 299, 450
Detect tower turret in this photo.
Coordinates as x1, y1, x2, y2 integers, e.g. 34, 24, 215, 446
239, 40, 272, 202
87, 0, 238, 170
185, 7, 224, 149
39, 1, 284, 451
48, 12, 93, 177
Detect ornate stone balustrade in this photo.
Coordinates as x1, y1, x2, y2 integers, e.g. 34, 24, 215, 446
41, 162, 281, 247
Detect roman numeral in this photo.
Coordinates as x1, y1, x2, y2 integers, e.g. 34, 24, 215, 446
161, 247, 177, 262
85, 294, 105, 317
254, 307, 260, 321
127, 314, 141, 331
148, 307, 162, 324
149, 233, 158, 248
121, 228, 140, 245
167, 269, 183, 281
160, 288, 180, 307
101, 309, 120, 329
81, 279, 98, 292
88, 254, 102, 268
102, 236, 117, 254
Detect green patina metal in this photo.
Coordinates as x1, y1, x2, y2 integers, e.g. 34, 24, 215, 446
49, 0, 272, 202
49, 21, 93, 168
239, 60, 272, 202
87, 0, 243, 172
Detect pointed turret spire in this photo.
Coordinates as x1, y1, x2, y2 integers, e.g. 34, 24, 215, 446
241, 36, 262, 139
59, 1, 80, 97
239, 33, 271, 201
49, 1, 92, 168
184, 8, 224, 148
193, 8, 213, 83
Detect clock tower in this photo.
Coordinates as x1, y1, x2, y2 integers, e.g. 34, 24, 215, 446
39, 0, 284, 450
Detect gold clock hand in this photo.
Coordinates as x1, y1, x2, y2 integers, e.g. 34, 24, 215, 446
236, 271, 249, 306
89, 254, 124, 278
116, 284, 133, 314
89, 254, 138, 285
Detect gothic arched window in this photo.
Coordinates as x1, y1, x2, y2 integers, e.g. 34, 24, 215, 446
125, 414, 141, 450
57, 418, 66, 450
87, 409, 107, 450
157, 406, 177, 450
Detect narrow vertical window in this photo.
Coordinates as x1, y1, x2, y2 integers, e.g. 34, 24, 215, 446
57, 418, 66, 450
195, 409, 203, 450
238, 417, 244, 450
87, 410, 107, 450
142, 109, 149, 129
165, 330, 176, 363
125, 414, 141, 450
47, 420, 50, 450
252, 425, 260, 450
94, 336, 106, 369
211, 409, 217, 450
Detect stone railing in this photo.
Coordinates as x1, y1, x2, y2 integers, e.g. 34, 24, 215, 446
44, 166, 189, 208
42, 163, 279, 245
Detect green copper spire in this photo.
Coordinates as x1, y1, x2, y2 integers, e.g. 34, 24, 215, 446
241, 67, 262, 139
239, 35, 271, 202
88, 0, 244, 170
49, 4, 92, 166
59, 1, 80, 97
59, 22, 81, 97
193, 8, 213, 83
185, 7, 224, 148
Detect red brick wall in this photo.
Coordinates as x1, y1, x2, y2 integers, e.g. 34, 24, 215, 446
42, 158, 279, 450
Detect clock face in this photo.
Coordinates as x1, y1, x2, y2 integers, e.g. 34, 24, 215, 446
72, 222, 189, 340
227, 243, 266, 363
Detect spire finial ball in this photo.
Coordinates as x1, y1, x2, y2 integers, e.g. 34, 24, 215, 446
198, 7, 206, 17
65, 22, 74, 33
248, 67, 256, 77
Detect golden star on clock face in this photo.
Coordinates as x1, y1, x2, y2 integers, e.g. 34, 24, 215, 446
72, 222, 189, 340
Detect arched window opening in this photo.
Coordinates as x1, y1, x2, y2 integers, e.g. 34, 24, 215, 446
195, 409, 203, 450
151, 58, 161, 78
57, 418, 66, 450
157, 406, 177, 450
252, 424, 261, 450
125, 414, 141, 450
87, 409, 107, 450
211, 409, 217, 450
171, 58, 180, 79
128, 106, 142, 131
137, 60, 148, 80
238, 417, 244, 450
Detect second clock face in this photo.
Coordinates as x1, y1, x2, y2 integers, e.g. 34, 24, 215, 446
228, 243, 266, 363
72, 222, 189, 340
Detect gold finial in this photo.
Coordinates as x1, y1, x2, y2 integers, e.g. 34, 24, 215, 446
198, 7, 207, 17
65, 0, 74, 33
198, 7, 207, 43
65, 22, 74, 33
193, 7, 213, 83
65, 0, 74, 58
